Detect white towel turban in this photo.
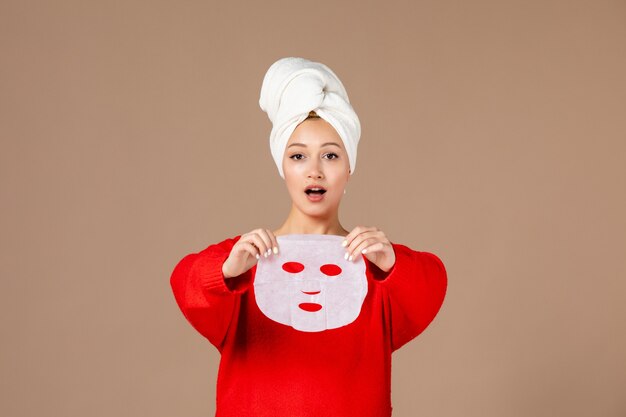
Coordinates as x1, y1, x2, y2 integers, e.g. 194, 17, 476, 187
258, 57, 361, 179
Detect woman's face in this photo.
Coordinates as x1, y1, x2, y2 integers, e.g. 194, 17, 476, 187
282, 118, 350, 216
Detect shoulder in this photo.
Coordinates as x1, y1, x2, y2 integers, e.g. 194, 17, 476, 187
390, 241, 446, 270
414, 250, 447, 282
200, 234, 242, 251
418, 251, 446, 268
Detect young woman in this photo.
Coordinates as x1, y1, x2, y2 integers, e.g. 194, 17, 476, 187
170, 57, 448, 417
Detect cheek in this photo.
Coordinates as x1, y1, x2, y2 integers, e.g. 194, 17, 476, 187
285, 180, 302, 197
329, 180, 348, 195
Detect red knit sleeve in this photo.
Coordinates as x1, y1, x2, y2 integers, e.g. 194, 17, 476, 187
169, 235, 252, 351
365, 242, 448, 352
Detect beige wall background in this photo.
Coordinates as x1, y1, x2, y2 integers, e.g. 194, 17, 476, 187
1, 0, 625, 416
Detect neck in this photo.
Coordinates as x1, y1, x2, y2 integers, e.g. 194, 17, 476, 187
274, 204, 349, 237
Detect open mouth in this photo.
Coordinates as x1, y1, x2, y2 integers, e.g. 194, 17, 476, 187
304, 187, 327, 195
299, 302, 322, 312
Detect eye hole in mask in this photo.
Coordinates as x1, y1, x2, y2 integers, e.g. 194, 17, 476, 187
320, 264, 342, 276
282, 261, 304, 273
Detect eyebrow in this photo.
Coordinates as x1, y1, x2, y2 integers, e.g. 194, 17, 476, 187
287, 142, 341, 149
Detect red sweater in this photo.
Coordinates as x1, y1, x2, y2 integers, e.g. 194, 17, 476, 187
170, 234, 448, 417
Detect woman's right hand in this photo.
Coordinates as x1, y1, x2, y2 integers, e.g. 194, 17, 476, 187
222, 228, 279, 279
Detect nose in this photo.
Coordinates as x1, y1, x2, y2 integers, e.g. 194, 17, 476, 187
301, 280, 321, 294
308, 154, 324, 178
307, 159, 324, 179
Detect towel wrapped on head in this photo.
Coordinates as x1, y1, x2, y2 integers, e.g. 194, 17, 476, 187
258, 57, 361, 179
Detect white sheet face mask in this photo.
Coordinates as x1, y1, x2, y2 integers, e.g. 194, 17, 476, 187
254, 234, 368, 332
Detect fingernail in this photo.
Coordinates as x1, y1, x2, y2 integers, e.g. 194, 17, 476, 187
344, 252, 349, 260
362, 249, 367, 254
341, 240, 347, 247
256, 254, 260, 260
273, 246, 278, 254
348, 255, 353, 261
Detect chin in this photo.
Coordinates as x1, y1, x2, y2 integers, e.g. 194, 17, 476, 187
301, 202, 338, 215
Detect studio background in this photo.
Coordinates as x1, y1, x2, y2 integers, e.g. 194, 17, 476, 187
1, 1, 625, 416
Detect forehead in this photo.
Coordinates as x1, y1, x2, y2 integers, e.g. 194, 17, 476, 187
288, 119, 344, 148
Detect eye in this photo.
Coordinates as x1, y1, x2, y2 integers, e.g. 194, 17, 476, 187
320, 264, 342, 276
289, 154, 305, 160
282, 261, 304, 273
325, 153, 338, 160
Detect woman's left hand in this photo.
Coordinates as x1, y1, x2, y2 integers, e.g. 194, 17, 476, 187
342, 226, 396, 272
